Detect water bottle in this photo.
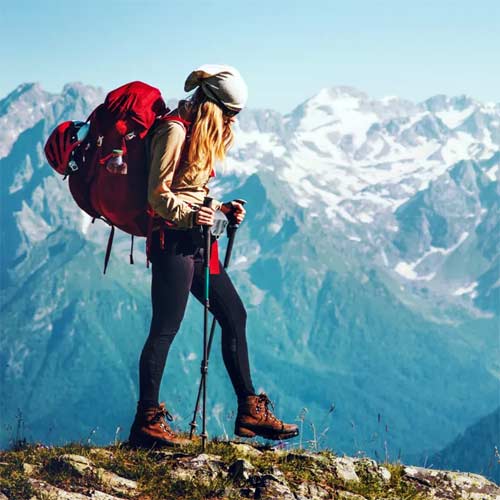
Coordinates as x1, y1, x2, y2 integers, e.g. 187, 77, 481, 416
105, 149, 128, 175
75, 121, 90, 142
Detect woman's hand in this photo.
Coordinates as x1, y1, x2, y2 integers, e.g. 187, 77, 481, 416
221, 200, 246, 224
195, 206, 215, 226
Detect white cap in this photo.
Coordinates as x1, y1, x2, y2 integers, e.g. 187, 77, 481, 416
184, 64, 248, 113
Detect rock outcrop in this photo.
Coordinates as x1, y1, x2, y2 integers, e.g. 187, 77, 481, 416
0, 441, 498, 499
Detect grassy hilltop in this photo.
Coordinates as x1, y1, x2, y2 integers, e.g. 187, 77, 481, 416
1, 438, 499, 500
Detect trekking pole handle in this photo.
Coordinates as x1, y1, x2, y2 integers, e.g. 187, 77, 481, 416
202, 196, 214, 218
198, 196, 214, 230
224, 198, 247, 228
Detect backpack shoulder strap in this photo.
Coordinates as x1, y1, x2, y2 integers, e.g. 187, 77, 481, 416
162, 114, 192, 131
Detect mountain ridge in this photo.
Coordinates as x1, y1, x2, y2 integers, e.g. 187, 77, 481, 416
0, 82, 498, 483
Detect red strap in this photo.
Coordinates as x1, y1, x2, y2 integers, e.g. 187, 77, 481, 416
163, 115, 192, 128
98, 138, 127, 165
98, 152, 115, 166
146, 205, 219, 273
103, 225, 115, 274
210, 239, 220, 275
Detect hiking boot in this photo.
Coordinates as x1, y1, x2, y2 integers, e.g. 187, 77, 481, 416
128, 402, 191, 448
234, 393, 299, 440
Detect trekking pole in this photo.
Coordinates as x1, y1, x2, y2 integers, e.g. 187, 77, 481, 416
189, 199, 247, 442
200, 196, 213, 452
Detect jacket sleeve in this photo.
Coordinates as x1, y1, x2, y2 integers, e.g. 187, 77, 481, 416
209, 197, 223, 211
147, 122, 196, 228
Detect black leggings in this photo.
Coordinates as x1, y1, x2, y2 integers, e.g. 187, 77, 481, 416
138, 228, 256, 408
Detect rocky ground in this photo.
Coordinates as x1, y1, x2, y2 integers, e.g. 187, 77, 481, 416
0, 439, 498, 499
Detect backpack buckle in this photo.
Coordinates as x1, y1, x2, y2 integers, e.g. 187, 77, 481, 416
67, 159, 79, 172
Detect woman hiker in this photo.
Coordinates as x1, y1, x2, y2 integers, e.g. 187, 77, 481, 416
128, 65, 299, 448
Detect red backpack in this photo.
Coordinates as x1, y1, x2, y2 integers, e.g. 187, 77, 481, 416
45, 81, 220, 274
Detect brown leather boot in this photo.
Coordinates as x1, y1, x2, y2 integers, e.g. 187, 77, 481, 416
234, 393, 299, 440
128, 402, 191, 448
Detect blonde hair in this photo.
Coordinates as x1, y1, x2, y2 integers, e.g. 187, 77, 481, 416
187, 93, 234, 176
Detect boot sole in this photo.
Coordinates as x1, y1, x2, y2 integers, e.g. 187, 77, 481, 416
128, 432, 190, 449
235, 425, 299, 441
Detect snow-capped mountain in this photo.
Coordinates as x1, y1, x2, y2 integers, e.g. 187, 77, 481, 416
0, 82, 498, 481
223, 85, 499, 318
0, 82, 103, 159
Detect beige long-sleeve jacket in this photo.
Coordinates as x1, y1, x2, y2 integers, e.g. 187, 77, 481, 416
147, 117, 222, 229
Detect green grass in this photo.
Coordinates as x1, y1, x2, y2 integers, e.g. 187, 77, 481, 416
0, 439, 443, 500
343, 462, 427, 500
0, 456, 34, 500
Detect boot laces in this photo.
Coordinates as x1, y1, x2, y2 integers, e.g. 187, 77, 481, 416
151, 405, 174, 433
257, 393, 280, 424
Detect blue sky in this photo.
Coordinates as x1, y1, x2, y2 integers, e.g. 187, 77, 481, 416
1, 0, 499, 112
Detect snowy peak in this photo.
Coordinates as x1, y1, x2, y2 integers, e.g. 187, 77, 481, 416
0, 82, 104, 159
423, 95, 476, 130
288, 86, 370, 130
61, 81, 104, 103
320, 85, 368, 100
305, 85, 370, 112
282, 87, 497, 142
284, 86, 386, 155
224, 85, 499, 318
288, 86, 418, 126
0, 83, 56, 158
423, 94, 476, 113
263, 85, 499, 170
0, 82, 49, 116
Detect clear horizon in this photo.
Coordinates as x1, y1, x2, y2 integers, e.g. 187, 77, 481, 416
1, 0, 499, 113
3, 80, 499, 116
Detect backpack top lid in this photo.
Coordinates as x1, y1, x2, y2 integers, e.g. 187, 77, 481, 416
104, 81, 168, 138
44, 81, 168, 176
